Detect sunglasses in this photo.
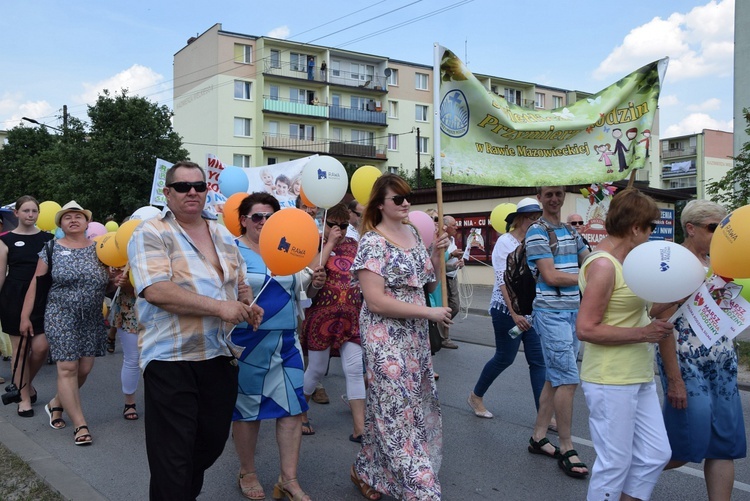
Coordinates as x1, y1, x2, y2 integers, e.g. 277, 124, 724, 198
698, 222, 719, 233
326, 221, 349, 230
167, 181, 208, 193
433, 216, 439, 222
244, 212, 273, 223
350, 210, 361, 217
385, 194, 410, 206
569, 221, 584, 226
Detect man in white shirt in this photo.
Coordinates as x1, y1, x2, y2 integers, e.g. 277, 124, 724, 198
442, 215, 463, 349
346, 200, 364, 241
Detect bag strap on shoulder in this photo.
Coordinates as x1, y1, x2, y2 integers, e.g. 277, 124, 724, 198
45, 240, 54, 273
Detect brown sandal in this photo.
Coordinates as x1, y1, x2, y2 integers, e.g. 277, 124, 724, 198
238, 471, 265, 500
350, 465, 381, 500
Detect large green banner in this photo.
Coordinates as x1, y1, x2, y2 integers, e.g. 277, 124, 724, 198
438, 47, 668, 186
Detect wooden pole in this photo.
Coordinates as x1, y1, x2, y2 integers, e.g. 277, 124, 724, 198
435, 179, 448, 306
626, 169, 637, 189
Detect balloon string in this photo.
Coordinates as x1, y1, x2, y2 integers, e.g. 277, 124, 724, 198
320, 208, 328, 267
249, 273, 272, 307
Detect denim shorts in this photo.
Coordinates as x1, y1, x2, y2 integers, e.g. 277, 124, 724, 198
532, 309, 580, 387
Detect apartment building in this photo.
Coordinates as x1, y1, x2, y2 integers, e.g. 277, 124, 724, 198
173, 23, 649, 177
659, 129, 733, 199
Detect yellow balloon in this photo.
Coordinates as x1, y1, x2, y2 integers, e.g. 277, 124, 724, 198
115, 219, 142, 260
37, 201, 61, 231
105, 221, 119, 232
350, 165, 382, 205
129, 268, 136, 288
95, 232, 128, 268
710, 205, 750, 279
490, 203, 516, 234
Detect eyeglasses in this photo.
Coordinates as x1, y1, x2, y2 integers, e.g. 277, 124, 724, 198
569, 221, 584, 226
244, 212, 273, 223
326, 221, 349, 230
526, 214, 541, 221
385, 194, 410, 206
699, 222, 719, 233
350, 210, 361, 217
167, 181, 208, 193
433, 216, 439, 222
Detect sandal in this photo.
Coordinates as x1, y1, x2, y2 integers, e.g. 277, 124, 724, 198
238, 471, 265, 500
123, 403, 139, 421
350, 465, 381, 500
272, 475, 310, 501
558, 449, 589, 478
349, 434, 362, 444
45, 402, 66, 430
301, 421, 315, 436
528, 436, 561, 459
106, 336, 115, 353
73, 425, 93, 446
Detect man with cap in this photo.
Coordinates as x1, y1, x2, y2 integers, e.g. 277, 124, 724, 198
440, 215, 463, 349
128, 161, 263, 500
526, 186, 590, 479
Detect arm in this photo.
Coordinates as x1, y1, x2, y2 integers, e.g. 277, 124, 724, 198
358, 269, 451, 326
500, 284, 531, 331
492, 236, 530, 331
577, 256, 673, 345
0, 239, 8, 293
535, 257, 580, 287
657, 334, 687, 409
19, 258, 48, 337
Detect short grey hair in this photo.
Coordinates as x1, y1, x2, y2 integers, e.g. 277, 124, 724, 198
680, 199, 727, 233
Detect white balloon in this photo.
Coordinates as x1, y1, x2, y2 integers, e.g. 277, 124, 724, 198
300, 156, 348, 209
131, 205, 162, 221
622, 241, 706, 303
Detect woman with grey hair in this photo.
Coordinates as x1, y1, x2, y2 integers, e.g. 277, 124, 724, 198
656, 199, 746, 501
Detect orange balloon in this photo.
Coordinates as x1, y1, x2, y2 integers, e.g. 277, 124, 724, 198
710, 204, 750, 279
259, 208, 319, 275
299, 187, 315, 209
96, 232, 128, 268
222, 192, 249, 237
115, 219, 143, 260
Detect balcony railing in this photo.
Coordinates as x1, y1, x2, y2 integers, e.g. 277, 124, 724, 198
329, 104, 386, 125
661, 147, 697, 159
262, 60, 387, 90
262, 96, 387, 125
263, 97, 327, 119
661, 168, 697, 179
263, 133, 387, 160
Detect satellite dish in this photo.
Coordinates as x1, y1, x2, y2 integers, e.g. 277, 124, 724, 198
384, 68, 392, 77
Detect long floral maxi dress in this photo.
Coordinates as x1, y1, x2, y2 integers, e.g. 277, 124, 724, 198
351, 228, 442, 500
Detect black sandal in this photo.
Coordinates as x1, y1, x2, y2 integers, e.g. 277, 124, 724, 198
45, 402, 66, 430
558, 449, 588, 478
106, 337, 115, 353
528, 436, 561, 459
73, 425, 93, 446
123, 403, 139, 421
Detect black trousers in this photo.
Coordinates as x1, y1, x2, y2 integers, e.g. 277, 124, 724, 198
144, 356, 238, 501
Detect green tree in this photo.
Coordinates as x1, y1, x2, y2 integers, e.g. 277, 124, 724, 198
398, 156, 436, 190
0, 126, 59, 205
706, 108, 750, 211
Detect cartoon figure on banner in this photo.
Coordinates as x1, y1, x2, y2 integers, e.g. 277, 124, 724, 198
594, 144, 614, 174
612, 128, 628, 172
637, 129, 651, 159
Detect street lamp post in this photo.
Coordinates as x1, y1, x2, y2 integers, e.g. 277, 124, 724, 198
21, 117, 63, 132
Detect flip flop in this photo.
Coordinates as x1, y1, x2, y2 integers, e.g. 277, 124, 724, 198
301, 421, 315, 435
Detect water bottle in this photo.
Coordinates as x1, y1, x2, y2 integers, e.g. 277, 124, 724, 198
508, 325, 524, 339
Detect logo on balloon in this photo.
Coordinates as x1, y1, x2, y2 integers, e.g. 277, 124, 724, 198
278, 237, 291, 253
317, 169, 327, 179
660, 262, 669, 272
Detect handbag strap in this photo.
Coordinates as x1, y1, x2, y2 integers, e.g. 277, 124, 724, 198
45, 240, 54, 273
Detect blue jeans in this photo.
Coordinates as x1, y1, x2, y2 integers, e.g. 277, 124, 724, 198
473, 306, 546, 410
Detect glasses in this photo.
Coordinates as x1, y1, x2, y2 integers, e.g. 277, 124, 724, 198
244, 212, 273, 223
698, 222, 719, 233
569, 221, 584, 226
350, 210, 361, 217
385, 194, 410, 206
433, 216, 439, 222
167, 181, 208, 193
326, 221, 349, 230
648, 222, 657, 232
526, 214, 541, 221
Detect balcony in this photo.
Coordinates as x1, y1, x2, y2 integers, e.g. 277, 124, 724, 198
263, 60, 327, 84
262, 61, 387, 91
661, 147, 697, 159
263, 97, 327, 119
329, 103, 386, 125
263, 133, 387, 160
328, 70, 387, 91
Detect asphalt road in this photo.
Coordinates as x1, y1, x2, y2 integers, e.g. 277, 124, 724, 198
0, 309, 749, 500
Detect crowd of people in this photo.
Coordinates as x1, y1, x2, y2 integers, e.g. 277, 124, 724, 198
0, 173, 746, 500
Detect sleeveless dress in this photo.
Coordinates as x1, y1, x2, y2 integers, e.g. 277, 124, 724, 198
231, 241, 308, 421
351, 228, 442, 501
41, 243, 109, 361
0, 231, 54, 335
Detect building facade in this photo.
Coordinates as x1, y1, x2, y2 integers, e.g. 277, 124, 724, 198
659, 129, 733, 199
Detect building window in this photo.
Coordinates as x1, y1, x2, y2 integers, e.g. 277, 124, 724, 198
387, 69, 399, 86
269, 86, 279, 101
331, 94, 341, 107
332, 127, 342, 141
553, 96, 563, 108
415, 73, 429, 91
535, 93, 545, 108
290, 88, 308, 104
388, 134, 398, 151
388, 166, 398, 173
388, 100, 398, 118
415, 104, 429, 122
290, 123, 314, 140
350, 63, 375, 82
351, 96, 368, 110
290, 53, 307, 72
504, 88, 521, 105
268, 157, 277, 165
233, 154, 252, 167
234, 81, 252, 100
234, 44, 252, 64
417, 136, 428, 154
270, 50, 281, 68
331, 59, 341, 77
234, 117, 252, 137
352, 129, 374, 145
269, 121, 279, 136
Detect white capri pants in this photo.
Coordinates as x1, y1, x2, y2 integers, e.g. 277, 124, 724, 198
303, 342, 365, 400
582, 380, 671, 501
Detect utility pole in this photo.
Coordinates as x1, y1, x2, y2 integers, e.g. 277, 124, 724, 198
416, 127, 421, 189
63, 105, 68, 131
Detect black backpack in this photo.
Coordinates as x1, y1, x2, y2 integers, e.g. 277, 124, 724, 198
505, 220, 571, 316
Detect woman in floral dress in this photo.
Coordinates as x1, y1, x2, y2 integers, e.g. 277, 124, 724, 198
350, 174, 452, 501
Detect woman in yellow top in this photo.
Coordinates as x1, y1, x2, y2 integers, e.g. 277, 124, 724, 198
577, 189, 674, 501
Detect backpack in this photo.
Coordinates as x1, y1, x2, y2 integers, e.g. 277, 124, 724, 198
504, 220, 572, 316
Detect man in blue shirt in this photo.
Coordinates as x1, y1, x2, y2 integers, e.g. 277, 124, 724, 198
525, 186, 590, 479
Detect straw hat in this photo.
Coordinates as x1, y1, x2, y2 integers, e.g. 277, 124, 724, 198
54, 200, 92, 227
504, 197, 542, 224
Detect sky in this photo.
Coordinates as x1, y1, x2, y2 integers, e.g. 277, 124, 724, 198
0, 0, 735, 139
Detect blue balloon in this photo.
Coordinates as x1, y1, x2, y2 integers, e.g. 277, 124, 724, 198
55, 227, 64, 239
219, 166, 250, 197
